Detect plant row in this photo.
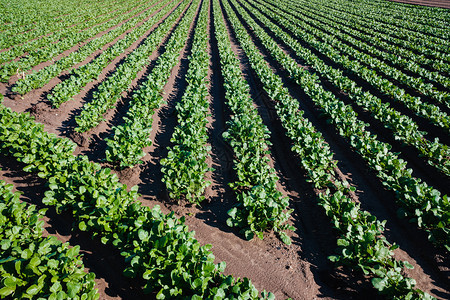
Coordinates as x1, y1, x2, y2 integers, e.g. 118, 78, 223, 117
243, 0, 450, 176
104, 0, 199, 166
220, 0, 432, 298
0, 0, 120, 49
74, 0, 192, 132
278, 0, 450, 88
280, 0, 450, 74
47, 0, 176, 108
269, 0, 450, 103
0, 0, 128, 65
230, 0, 450, 248
0, 0, 144, 83
160, 0, 212, 203
0, 180, 99, 299
340, 0, 449, 29
258, 0, 450, 132
213, 0, 293, 244
0, 99, 274, 298
11, 0, 162, 95
298, 0, 450, 49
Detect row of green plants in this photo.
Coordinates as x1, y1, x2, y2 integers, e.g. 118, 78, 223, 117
340, 0, 449, 29
220, 0, 432, 298
11, 0, 163, 95
74, 0, 192, 132
0, 0, 145, 83
281, 0, 450, 74
271, 0, 450, 103
0, 0, 127, 65
0, 0, 113, 30
278, 0, 450, 89
0, 101, 274, 299
229, 0, 449, 249
0, 180, 99, 299
244, 0, 450, 176
47, 0, 177, 108
259, 0, 450, 131
213, 0, 292, 244
0, 0, 119, 49
160, 0, 212, 203
105, 0, 198, 166
299, 0, 450, 50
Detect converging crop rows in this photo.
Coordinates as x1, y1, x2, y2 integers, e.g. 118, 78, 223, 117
0, 0, 448, 299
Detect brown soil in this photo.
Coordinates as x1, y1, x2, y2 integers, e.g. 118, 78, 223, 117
388, 0, 450, 9
0, 0, 449, 299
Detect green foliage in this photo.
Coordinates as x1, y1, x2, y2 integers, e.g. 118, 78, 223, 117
11, 0, 162, 96
0, 100, 273, 298
220, 0, 443, 298
213, 0, 293, 243
75, 0, 191, 133
0, 0, 146, 83
47, 0, 174, 108
233, 0, 449, 250
250, 0, 450, 176
161, 0, 212, 204
0, 180, 98, 299
106, 0, 198, 168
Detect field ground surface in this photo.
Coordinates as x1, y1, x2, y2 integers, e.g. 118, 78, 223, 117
0, 0, 449, 299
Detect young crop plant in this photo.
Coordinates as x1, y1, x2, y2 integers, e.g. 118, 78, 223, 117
160, 0, 212, 204
0, 180, 98, 299
213, 0, 293, 244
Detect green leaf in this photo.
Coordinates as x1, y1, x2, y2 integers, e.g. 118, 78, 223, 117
26, 284, 41, 295
0, 286, 15, 297
371, 277, 386, 291
279, 232, 291, 245
404, 261, 414, 269
138, 229, 149, 241
67, 282, 81, 297
78, 221, 87, 231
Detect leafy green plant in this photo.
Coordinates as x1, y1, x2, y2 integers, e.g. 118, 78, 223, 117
0, 180, 98, 299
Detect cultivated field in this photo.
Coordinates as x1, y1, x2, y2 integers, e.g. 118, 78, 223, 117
0, 0, 449, 299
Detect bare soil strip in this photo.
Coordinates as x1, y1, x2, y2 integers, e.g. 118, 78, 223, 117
388, 0, 450, 9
